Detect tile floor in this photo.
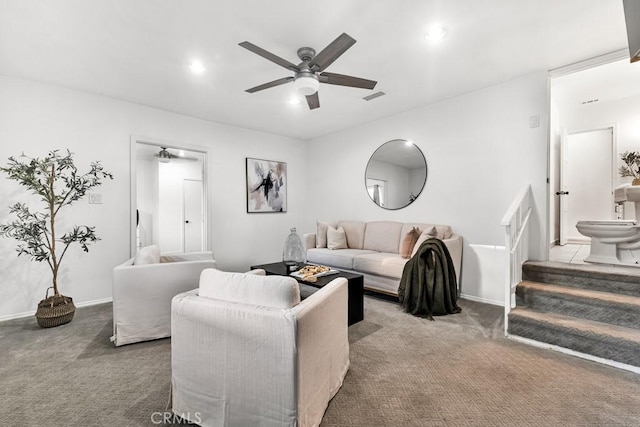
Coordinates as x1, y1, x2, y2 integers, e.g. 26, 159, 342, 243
549, 243, 591, 264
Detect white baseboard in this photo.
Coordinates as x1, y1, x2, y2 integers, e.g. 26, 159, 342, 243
0, 310, 34, 322
76, 297, 112, 308
507, 334, 640, 375
0, 297, 113, 322
460, 293, 504, 307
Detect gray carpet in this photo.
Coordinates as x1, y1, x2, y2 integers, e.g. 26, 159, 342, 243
1, 297, 640, 426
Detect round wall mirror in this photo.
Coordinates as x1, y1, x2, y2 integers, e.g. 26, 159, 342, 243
365, 139, 427, 210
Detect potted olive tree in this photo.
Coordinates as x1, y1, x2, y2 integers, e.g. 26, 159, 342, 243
0, 150, 112, 327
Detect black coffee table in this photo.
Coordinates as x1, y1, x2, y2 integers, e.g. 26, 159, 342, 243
250, 262, 364, 326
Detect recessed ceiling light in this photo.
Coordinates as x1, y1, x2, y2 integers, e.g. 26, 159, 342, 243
287, 96, 302, 105
425, 27, 447, 41
188, 60, 206, 73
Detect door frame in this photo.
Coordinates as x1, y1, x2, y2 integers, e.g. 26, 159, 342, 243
559, 124, 617, 244
547, 48, 628, 253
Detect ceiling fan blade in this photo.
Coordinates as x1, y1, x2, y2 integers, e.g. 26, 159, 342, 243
319, 72, 377, 90
239, 41, 300, 72
308, 33, 356, 72
306, 92, 320, 110
245, 76, 294, 93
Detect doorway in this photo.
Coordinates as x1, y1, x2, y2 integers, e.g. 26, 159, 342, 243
548, 53, 640, 252
560, 127, 614, 244
130, 137, 209, 256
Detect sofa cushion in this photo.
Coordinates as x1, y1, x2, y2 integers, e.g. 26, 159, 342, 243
337, 220, 367, 249
400, 227, 421, 259
353, 252, 408, 279
327, 226, 348, 250
363, 221, 403, 253
316, 220, 334, 248
306, 248, 376, 270
133, 245, 160, 265
199, 268, 300, 309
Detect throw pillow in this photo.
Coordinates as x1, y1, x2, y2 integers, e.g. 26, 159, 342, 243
327, 226, 348, 250
411, 227, 439, 258
316, 220, 333, 248
133, 245, 161, 265
400, 227, 421, 259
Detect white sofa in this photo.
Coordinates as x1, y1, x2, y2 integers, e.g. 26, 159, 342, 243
111, 250, 216, 347
304, 220, 462, 295
171, 268, 349, 427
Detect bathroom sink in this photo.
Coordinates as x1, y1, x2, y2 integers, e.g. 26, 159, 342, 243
614, 184, 640, 203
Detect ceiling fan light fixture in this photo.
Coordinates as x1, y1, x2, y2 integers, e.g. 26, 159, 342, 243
294, 74, 319, 96
158, 148, 171, 163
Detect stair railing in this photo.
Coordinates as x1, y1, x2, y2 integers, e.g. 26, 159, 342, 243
501, 184, 533, 335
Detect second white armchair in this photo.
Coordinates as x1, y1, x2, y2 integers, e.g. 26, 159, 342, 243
111, 246, 216, 347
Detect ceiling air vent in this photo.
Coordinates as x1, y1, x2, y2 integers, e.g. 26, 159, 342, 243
363, 91, 386, 101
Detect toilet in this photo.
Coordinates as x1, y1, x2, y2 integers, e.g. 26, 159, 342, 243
576, 220, 640, 266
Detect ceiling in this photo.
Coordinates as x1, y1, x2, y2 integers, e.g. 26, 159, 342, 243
0, 0, 631, 140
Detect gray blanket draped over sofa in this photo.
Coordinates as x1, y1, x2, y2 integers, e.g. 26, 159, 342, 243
398, 238, 461, 319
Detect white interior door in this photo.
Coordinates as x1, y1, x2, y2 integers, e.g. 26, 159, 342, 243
560, 128, 613, 243
183, 179, 204, 252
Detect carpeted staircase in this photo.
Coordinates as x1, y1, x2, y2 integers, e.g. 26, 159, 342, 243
508, 261, 640, 368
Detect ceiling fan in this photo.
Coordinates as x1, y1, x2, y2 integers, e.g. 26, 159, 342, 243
239, 33, 377, 110
155, 147, 198, 163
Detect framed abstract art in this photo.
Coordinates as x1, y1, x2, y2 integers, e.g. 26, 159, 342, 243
246, 157, 287, 213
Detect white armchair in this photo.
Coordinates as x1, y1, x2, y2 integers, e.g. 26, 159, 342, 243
111, 246, 216, 347
171, 268, 350, 427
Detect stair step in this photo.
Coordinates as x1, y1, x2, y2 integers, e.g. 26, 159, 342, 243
523, 261, 640, 297
516, 281, 640, 329
508, 308, 640, 367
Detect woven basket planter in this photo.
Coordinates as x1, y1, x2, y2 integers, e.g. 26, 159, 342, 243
35, 288, 75, 328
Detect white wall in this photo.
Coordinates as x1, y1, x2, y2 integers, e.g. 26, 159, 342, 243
0, 75, 307, 319
306, 72, 549, 305
0, 71, 550, 316
562, 96, 640, 183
